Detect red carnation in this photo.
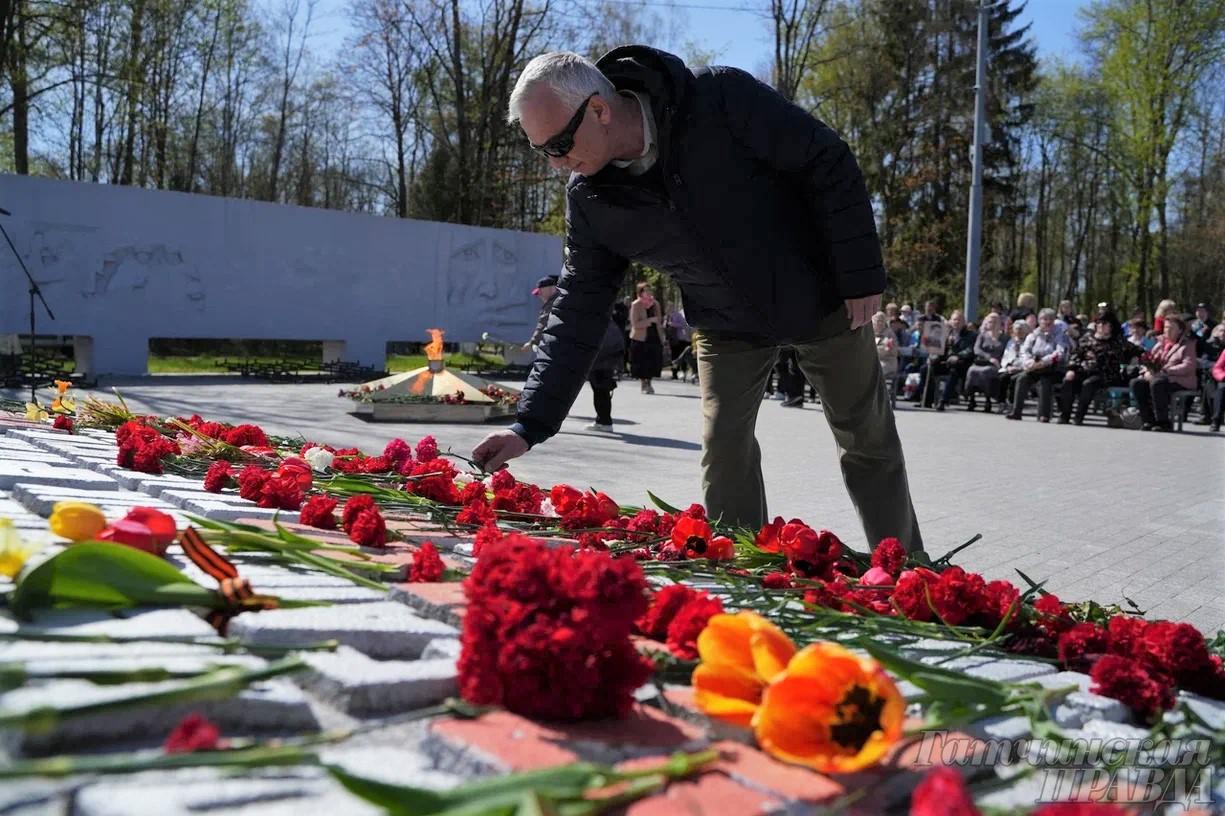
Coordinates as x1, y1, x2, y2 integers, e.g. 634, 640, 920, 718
491, 482, 543, 515
706, 536, 735, 560
1106, 615, 1148, 658
665, 594, 725, 660
348, 508, 386, 547
203, 461, 234, 493
559, 491, 620, 532
1089, 654, 1175, 720
891, 568, 938, 621
164, 713, 221, 754
409, 542, 445, 582
1034, 593, 1073, 636
1138, 621, 1212, 681
299, 495, 338, 529
116, 421, 179, 474
405, 458, 460, 505
258, 475, 304, 511
456, 480, 483, 503
489, 469, 515, 492
909, 766, 980, 816
1057, 623, 1109, 670
982, 579, 1022, 628
237, 466, 271, 502
52, 415, 73, 432
636, 584, 701, 640
871, 537, 906, 577
458, 534, 651, 721
220, 424, 269, 448
457, 496, 496, 526
415, 435, 439, 462
383, 437, 412, 464
341, 494, 377, 532
472, 520, 502, 558
681, 503, 706, 519
362, 455, 394, 474
929, 566, 988, 626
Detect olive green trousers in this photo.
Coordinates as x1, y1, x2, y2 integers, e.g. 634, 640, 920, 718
693, 310, 924, 552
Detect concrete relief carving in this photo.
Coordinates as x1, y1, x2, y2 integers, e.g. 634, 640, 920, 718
81, 244, 207, 312
444, 237, 534, 332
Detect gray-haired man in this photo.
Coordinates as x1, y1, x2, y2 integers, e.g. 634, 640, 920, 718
473, 46, 924, 552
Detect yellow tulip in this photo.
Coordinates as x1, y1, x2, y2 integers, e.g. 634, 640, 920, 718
49, 502, 108, 542
752, 641, 906, 774
691, 611, 797, 727
0, 520, 38, 579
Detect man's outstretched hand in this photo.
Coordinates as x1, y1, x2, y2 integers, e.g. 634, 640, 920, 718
845, 294, 882, 330
472, 429, 530, 473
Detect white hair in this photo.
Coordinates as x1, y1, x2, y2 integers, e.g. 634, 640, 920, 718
507, 52, 617, 125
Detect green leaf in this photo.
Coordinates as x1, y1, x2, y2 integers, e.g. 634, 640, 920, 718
855, 639, 1009, 707
645, 491, 682, 514
9, 543, 218, 619
326, 764, 451, 815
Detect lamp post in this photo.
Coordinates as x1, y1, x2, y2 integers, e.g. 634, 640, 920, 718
963, 0, 995, 324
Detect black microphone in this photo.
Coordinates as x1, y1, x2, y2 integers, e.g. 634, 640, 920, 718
0, 207, 10, 216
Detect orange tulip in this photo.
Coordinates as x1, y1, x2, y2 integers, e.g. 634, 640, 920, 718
55, 379, 72, 395
691, 611, 797, 727
752, 641, 905, 773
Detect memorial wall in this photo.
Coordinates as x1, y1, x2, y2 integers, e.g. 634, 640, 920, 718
0, 175, 561, 376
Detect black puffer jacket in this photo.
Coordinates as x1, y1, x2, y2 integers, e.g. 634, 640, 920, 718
514, 45, 885, 445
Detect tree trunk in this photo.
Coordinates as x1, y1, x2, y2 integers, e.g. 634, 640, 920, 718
8, 0, 28, 174
119, 0, 148, 185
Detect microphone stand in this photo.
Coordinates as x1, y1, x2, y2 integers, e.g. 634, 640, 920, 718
0, 207, 55, 405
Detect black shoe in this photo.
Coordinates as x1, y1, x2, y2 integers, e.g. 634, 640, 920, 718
781, 395, 804, 408
966, 398, 977, 412
984, 400, 994, 414
1006, 414, 1021, 421
935, 402, 946, 412
1073, 416, 1084, 426
1141, 422, 1154, 431
1039, 416, 1050, 423
1153, 421, 1173, 432
1057, 416, 1070, 425
1212, 423, 1221, 432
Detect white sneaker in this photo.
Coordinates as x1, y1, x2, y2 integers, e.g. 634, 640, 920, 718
585, 422, 615, 432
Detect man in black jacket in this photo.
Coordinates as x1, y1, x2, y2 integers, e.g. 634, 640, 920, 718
473, 47, 923, 552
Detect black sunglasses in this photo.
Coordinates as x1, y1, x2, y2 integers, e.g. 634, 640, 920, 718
529, 93, 597, 158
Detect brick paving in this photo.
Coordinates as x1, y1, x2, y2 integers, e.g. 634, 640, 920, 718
1, 393, 1223, 814
10, 374, 1221, 632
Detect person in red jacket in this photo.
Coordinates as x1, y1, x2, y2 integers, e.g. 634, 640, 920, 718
1210, 348, 1225, 433
1131, 315, 1198, 432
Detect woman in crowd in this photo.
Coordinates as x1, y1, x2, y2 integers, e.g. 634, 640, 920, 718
1152, 299, 1178, 335
665, 306, 692, 381
964, 312, 1008, 412
997, 321, 1031, 408
1131, 315, 1197, 431
1009, 292, 1037, 325
628, 282, 666, 394
873, 311, 899, 380
1057, 311, 1137, 425
1008, 308, 1070, 422
917, 310, 976, 409
1209, 348, 1225, 433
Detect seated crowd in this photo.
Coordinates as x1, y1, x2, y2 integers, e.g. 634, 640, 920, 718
871, 295, 1225, 433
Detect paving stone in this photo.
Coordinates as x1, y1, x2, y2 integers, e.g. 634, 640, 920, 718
0, 608, 218, 640
301, 646, 457, 715
0, 639, 264, 675
1080, 718, 1151, 741
965, 714, 1032, 741
73, 768, 381, 816
391, 582, 466, 628
227, 602, 457, 659
917, 654, 1055, 683
158, 491, 282, 521
7, 677, 318, 754
1053, 690, 1131, 728
421, 638, 461, 660
0, 462, 119, 491
1181, 692, 1225, 730
319, 746, 462, 791
9, 482, 185, 520
0, 448, 73, 465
